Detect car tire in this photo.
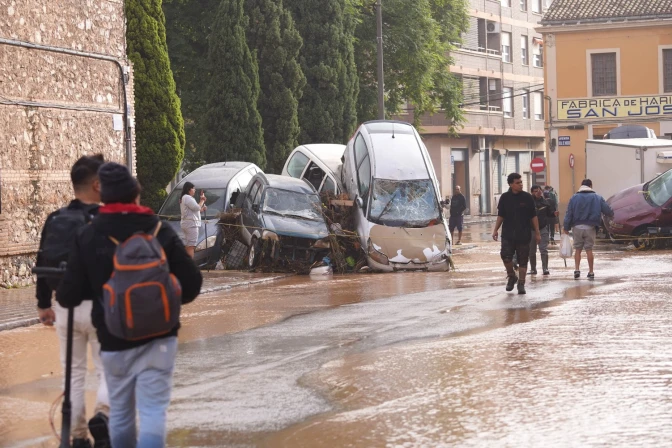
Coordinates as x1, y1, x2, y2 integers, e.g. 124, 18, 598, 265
633, 227, 655, 250
248, 237, 260, 269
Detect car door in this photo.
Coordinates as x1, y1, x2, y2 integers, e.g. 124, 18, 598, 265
241, 180, 261, 244
250, 183, 265, 237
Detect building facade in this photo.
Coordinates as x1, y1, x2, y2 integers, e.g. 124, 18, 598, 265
0, 0, 135, 287
540, 0, 672, 213
400, 0, 550, 215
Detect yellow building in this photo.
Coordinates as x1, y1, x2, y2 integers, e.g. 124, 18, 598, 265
539, 0, 672, 212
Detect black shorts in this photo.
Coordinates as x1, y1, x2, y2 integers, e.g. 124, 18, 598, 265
449, 215, 463, 232
501, 238, 530, 267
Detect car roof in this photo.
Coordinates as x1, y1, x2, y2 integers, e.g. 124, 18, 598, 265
259, 173, 317, 194
179, 162, 256, 188
360, 121, 430, 180
298, 144, 346, 174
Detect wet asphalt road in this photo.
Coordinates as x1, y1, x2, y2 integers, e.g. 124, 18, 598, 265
2, 223, 672, 447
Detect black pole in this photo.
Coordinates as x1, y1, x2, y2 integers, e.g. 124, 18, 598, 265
376, 0, 385, 119
60, 306, 74, 448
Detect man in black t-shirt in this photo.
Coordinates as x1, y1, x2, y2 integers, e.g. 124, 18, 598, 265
492, 173, 540, 294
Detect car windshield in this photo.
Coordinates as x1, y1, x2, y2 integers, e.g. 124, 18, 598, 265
263, 188, 323, 221
646, 170, 672, 207
160, 188, 227, 220
369, 179, 441, 227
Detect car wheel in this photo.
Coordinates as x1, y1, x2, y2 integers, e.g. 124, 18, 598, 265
633, 228, 655, 250
248, 237, 260, 269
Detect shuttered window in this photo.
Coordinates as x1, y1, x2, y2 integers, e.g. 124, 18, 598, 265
592, 53, 617, 97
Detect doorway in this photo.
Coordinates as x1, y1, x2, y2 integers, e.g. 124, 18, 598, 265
451, 148, 469, 213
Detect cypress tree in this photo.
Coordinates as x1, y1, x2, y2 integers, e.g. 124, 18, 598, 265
126, 0, 185, 211
287, 0, 359, 144
245, 0, 306, 174
203, 0, 266, 168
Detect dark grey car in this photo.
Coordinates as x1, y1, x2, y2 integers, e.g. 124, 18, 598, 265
159, 162, 261, 268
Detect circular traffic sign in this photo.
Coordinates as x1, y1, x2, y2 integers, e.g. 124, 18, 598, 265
530, 157, 545, 173
569, 153, 575, 169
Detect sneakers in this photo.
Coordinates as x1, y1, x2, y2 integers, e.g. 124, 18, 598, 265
73, 439, 92, 448
543, 269, 550, 276
587, 272, 595, 280
506, 275, 518, 291
88, 412, 110, 448
529, 269, 538, 275
517, 283, 526, 295
574, 270, 580, 279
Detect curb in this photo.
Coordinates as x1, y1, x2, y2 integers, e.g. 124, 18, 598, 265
0, 274, 294, 333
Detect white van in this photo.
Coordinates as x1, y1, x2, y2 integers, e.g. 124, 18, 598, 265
281, 144, 346, 195
341, 121, 451, 272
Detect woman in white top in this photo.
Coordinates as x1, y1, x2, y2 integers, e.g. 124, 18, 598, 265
179, 181, 207, 258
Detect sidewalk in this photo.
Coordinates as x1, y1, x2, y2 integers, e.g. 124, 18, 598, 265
464, 215, 497, 224
0, 271, 292, 332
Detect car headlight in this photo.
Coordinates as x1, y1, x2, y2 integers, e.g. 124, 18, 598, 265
195, 235, 217, 252
313, 237, 331, 249
262, 230, 279, 241
607, 218, 624, 230
367, 238, 389, 265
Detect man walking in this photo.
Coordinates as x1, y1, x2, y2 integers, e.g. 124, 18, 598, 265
544, 185, 560, 244
35, 155, 110, 448
564, 179, 613, 279
529, 185, 557, 276
492, 173, 540, 294
449, 186, 467, 245
57, 163, 203, 448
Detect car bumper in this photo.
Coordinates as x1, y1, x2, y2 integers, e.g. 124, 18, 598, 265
366, 256, 451, 273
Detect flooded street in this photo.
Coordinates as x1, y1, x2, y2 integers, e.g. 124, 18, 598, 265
2, 223, 672, 447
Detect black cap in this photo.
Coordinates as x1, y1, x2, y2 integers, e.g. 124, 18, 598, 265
98, 162, 139, 204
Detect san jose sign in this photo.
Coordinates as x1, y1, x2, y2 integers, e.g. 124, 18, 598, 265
557, 95, 672, 120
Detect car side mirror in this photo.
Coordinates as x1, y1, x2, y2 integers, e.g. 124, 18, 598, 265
356, 197, 364, 209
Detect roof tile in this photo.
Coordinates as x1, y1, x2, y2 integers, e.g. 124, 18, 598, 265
542, 0, 672, 25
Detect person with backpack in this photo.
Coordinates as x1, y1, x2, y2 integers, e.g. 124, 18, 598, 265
35, 154, 110, 448
56, 162, 202, 448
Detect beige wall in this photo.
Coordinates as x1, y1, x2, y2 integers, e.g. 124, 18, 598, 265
0, 0, 134, 287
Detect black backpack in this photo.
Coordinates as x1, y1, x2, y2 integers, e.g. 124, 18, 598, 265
40, 207, 95, 290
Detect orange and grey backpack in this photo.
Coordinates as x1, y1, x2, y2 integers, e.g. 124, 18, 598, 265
102, 222, 182, 341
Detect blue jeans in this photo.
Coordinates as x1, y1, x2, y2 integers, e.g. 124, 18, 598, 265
101, 337, 178, 448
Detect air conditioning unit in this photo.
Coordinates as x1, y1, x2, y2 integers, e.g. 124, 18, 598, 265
471, 136, 488, 153
486, 21, 501, 33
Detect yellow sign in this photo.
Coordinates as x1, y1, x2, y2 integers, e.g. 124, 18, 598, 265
557, 95, 672, 120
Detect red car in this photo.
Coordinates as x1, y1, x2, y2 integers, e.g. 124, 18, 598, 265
604, 169, 672, 247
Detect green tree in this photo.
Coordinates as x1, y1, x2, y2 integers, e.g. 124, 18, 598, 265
164, 0, 218, 173
126, 0, 185, 210
352, 0, 468, 130
287, 0, 359, 144
245, 0, 306, 174
204, 0, 266, 167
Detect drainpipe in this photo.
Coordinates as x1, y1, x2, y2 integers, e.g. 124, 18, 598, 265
0, 37, 133, 172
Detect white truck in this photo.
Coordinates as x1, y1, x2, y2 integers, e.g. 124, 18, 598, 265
585, 138, 672, 200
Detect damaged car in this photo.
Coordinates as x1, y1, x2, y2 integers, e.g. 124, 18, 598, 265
238, 173, 331, 269
341, 121, 452, 272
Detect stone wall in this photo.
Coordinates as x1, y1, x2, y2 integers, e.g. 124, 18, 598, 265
0, 0, 134, 287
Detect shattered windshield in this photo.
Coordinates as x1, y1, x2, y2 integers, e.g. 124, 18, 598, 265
263, 188, 323, 221
646, 170, 672, 206
369, 179, 441, 227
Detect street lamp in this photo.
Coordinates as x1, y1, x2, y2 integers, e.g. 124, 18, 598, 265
376, 0, 384, 119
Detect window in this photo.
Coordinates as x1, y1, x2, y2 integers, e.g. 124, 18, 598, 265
533, 41, 543, 67
321, 176, 336, 194
522, 90, 529, 119
247, 181, 261, 207
664, 49, 672, 93
521, 36, 528, 65
354, 134, 368, 167
532, 0, 541, 13
501, 32, 511, 63
303, 162, 325, 191
354, 134, 371, 204
591, 52, 617, 96
503, 87, 513, 118
286, 151, 309, 178
520, 0, 527, 11
252, 184, 263, 206
501, 0, 511, 7
534, 92, 544, 120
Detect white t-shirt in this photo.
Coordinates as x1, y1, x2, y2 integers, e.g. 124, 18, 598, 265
180, 194, 202, 228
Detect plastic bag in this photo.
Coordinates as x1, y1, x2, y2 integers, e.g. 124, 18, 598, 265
559, 233, 573, 258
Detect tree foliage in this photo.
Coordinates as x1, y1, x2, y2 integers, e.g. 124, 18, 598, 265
352, 0, 469, 130
286, 0, 359, 144
126, 0, 186, 210
164, 0, 218, 172
204, 0, 266, 168
245, 0, 306, 174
